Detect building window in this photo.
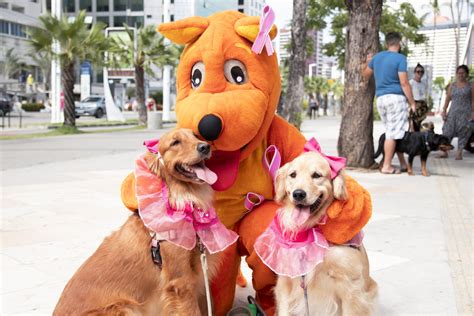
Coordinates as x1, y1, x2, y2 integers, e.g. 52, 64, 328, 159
10, 23, 26, 38
114, 0, 127, 11
80, 0, 92, 11
113, 16, 126, 27
0, 21, 9, 34
11, 5, 25, 13
129, 16, 144, 27
63, 0, 75, 12
130, 0, 143, 11
238, 8, 244, 13
170, 0, 174, 3
96, 16, 109, 26
96, 0, 109, 11
170, 14, 174, 21
0, 3, 8, 8
238, 0, 244, 5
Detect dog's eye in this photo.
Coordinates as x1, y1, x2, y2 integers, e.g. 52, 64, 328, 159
171, 139, 180, 146
224, 60, 248, 85
191, 62, 205, 89
289, 171, 296, 178
312, 172, 321, 179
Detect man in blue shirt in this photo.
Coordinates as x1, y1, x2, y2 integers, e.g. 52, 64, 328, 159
362, 32, 416, 174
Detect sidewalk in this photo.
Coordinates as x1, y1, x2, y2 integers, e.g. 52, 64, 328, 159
1, 116, 472, 315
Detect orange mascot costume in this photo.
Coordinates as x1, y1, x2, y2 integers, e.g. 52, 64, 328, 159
120, 10, 371, 315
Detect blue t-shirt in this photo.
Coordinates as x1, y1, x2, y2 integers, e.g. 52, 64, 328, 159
368, 51, 407, 97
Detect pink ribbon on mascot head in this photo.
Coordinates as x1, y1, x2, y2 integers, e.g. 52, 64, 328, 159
304, 138, 346, 180
251, 5, 275, 56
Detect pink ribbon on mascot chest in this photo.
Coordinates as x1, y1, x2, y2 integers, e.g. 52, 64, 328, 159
251, 5, 275, 56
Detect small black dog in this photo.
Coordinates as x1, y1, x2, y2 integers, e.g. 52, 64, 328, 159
374, 131, 453, 176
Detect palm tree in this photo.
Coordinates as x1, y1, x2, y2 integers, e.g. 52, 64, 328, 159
109, 25, 179, 126
3, 48, 21, 79
330, 79, 344, 115
28, 11, 108, 127
28, 51, 51, 91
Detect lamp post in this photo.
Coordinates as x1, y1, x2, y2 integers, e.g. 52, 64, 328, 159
50, 0, 62, 123
162, 0, 171, 121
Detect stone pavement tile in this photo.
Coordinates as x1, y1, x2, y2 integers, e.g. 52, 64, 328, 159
373, 261, 458, 315
1, 254, 58, 295
1, 281, 64, 315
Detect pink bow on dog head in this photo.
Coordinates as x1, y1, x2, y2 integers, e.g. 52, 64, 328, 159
144, 139, 159, 154
304, 138, 346, 179
251, 5, 275, 56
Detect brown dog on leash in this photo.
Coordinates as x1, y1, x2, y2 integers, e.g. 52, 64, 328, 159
54, 129, 224, 315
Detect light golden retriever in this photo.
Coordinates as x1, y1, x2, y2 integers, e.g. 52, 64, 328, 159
54, 129, 221, 316
273, 151, 377, 316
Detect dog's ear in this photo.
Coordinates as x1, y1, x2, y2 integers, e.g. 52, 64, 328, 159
144, 152, 163, 177
333, 171, 348, 201
274, 164, 289, 203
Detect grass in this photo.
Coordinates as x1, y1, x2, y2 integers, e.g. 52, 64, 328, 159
0, 125, 145, 141
47, 118, 139, 128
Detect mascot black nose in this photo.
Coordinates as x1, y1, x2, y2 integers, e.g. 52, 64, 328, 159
198, 114, 222, 141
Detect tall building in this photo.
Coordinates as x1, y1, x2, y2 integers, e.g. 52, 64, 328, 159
306, 29, 323, 77
0, 0, 42, 84
278, 27, 325, 78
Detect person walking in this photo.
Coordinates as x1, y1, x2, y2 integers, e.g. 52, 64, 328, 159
439, 65, 474, 160
409, 63, 429, 131
362, 32, 416, 174
307, 93, 319, 119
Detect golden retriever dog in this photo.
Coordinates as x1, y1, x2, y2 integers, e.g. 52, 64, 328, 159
273, 152, 377, 316
54, 129, 222, 316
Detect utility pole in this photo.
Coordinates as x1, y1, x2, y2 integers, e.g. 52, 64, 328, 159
162, 0, 171, 121
50, 0, 62, 123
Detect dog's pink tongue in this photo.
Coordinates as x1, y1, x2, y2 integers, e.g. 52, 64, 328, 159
193, 165, 218, 185
291, 207, 311, 226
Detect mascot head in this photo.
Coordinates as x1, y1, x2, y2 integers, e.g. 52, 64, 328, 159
158, 10, 279, 190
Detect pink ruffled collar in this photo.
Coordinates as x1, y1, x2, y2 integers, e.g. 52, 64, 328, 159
134, 155, 238, 254
254, 211, 329, 278
254, 211, 365, 278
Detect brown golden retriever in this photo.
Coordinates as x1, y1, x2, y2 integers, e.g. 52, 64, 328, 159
273, 152, 377, 315
54, 129, 221, 315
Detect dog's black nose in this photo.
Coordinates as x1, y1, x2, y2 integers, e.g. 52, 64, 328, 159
197, 143, 211, 155
198, 114, 222, 141
292, 189, 306, 201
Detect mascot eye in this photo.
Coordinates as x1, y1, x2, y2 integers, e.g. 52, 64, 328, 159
171, 139, 180, 146
290, 171, 297, 178
191, 62, 205, 89
312, 172, 321, 179
224, 60, 248, 85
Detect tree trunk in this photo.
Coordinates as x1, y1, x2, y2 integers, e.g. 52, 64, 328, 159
62, 61, 76, 127
135, 65, 147, 126
337, 0, 382, 168
323, 94, 328, 115
281, 0, 307, 128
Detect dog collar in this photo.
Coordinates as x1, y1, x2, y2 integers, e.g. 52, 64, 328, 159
423, 132, 431, 151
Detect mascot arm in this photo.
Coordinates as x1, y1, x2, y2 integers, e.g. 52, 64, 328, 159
267, 115, 372, 244
121, 172, 138, 211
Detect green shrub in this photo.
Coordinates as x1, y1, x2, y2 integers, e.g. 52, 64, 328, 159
373, 104, 380, 121
150, 91, 163, 105
22, 103, 45, 112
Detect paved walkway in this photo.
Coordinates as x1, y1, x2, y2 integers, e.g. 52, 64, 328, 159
1, 116, 472, 315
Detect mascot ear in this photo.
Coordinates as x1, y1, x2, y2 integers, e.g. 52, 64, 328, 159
157, 17, 209, 45
234, 16, 277, 43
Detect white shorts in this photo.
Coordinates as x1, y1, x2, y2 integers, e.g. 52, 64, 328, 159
376, 94, 409, 140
